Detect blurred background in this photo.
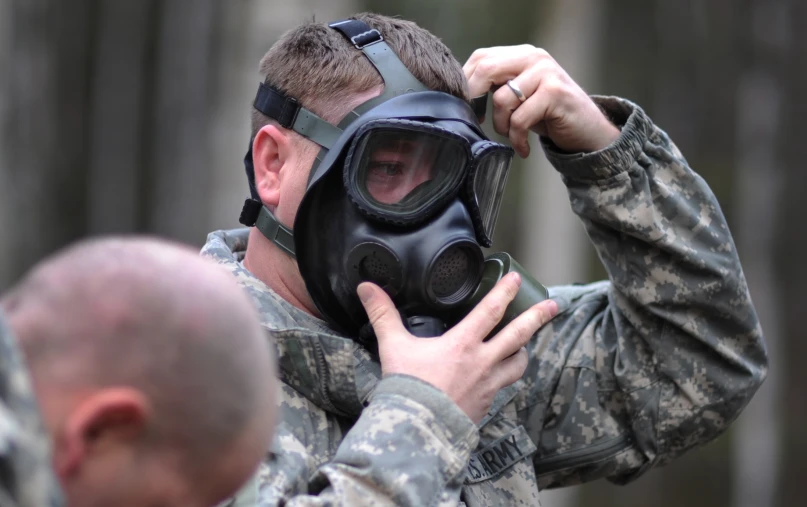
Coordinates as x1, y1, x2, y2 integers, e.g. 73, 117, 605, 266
0, 0, 803, 505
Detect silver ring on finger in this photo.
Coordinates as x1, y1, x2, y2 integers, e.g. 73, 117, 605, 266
506, 79, 526, 103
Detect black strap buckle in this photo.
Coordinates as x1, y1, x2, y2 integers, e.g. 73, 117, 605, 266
350, 29, 383, 49
238, 199, 296, 258
253, 83, 301, 129
329, 20, 383, 49
239, 198, 262, 227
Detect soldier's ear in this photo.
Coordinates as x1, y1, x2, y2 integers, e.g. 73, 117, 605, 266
253, 124, 293, 209
54, 388, 151, 478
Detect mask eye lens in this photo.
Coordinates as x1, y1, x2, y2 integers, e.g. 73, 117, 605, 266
348, 122, 469, 223
364, 137, 440, 205
471, 146, 513, 245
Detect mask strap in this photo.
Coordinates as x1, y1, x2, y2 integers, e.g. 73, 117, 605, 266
328, 19, 429, 114
239, 198, 296, 258
298, 18, 431, 188
239, 141, 296, 257
253, 83, 342, 149
470, 93, 489, 122
247, 80, 342, 258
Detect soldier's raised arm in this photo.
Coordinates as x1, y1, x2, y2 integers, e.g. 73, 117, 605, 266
534, 96, 765, 484
466, 44, 766, 484
468, 45, 767, 485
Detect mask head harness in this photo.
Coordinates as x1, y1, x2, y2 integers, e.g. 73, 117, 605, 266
239, 18, 515, 337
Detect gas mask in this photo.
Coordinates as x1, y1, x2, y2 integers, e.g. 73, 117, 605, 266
240, 18, 547, 339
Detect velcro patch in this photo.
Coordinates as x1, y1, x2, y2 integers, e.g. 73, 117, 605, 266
465, 426, 537, 484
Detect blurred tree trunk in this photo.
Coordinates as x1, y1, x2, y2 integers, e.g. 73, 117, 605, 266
519, 0, 603, 289
0, 0, 13, 286
524, 0, 605, 504
145, 0, 217, 243
83, 0, 229, 244
86, 0, 155, 235
730, 3, 787, 507
577, 1, 750, 507
776, 0, 807, 504
0, 0, 94, 288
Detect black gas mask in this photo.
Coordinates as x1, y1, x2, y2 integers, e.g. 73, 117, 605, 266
240, 18, 547, 339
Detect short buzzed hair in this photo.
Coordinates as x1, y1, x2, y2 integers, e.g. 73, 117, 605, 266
2, 237, 274, 480
251, 12, 469, 136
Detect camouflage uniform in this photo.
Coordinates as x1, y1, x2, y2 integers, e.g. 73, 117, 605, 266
206, 97, 768, 506
0, 312, 64, 507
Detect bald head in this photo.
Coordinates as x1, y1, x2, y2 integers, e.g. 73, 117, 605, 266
2, 237, 276, 505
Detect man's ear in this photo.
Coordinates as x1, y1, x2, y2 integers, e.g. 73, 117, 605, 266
54, 388, 151, 479
253, 125, 293, 209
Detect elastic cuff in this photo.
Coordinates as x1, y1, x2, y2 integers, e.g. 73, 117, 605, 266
541, 96, 651, 182
373, 374, 479, 451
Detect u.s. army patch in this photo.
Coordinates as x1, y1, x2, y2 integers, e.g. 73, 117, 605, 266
465, 426, 537, 484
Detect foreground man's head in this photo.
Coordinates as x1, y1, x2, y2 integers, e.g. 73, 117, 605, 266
2, 237, 277, 507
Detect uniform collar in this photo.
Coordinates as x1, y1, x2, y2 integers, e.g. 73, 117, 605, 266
201, 229, 381, 417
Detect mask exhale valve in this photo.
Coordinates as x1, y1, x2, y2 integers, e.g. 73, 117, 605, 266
404, 316, 446, 337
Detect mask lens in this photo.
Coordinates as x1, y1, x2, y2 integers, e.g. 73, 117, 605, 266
350, 122, 469, 222
471, 145, 513, 244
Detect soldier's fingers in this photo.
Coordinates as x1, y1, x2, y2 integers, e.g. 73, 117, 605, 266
490, 61, 551, 139
484, 299, 558, 364
507, 90, 552, 159
451, 272, 522, 342
465, 46, 553, 98
490, 347, 529, 388
357, 283, 408, 342
463, 46, 505, 80
465, 50, 537, 98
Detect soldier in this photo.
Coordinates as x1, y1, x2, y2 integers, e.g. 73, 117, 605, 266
204, 12, 768, 506
1, 238, 278, 507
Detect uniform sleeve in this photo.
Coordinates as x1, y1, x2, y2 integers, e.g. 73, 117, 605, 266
227, 375, 478, 506
516, 97, 768, 487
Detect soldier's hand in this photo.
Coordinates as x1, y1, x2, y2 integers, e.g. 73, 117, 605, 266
464, 45, 620, 157
357, 273, 558, 423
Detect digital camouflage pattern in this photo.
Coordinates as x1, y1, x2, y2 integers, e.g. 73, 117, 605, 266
207, 96, 768, 506
0, 312, 64, 507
